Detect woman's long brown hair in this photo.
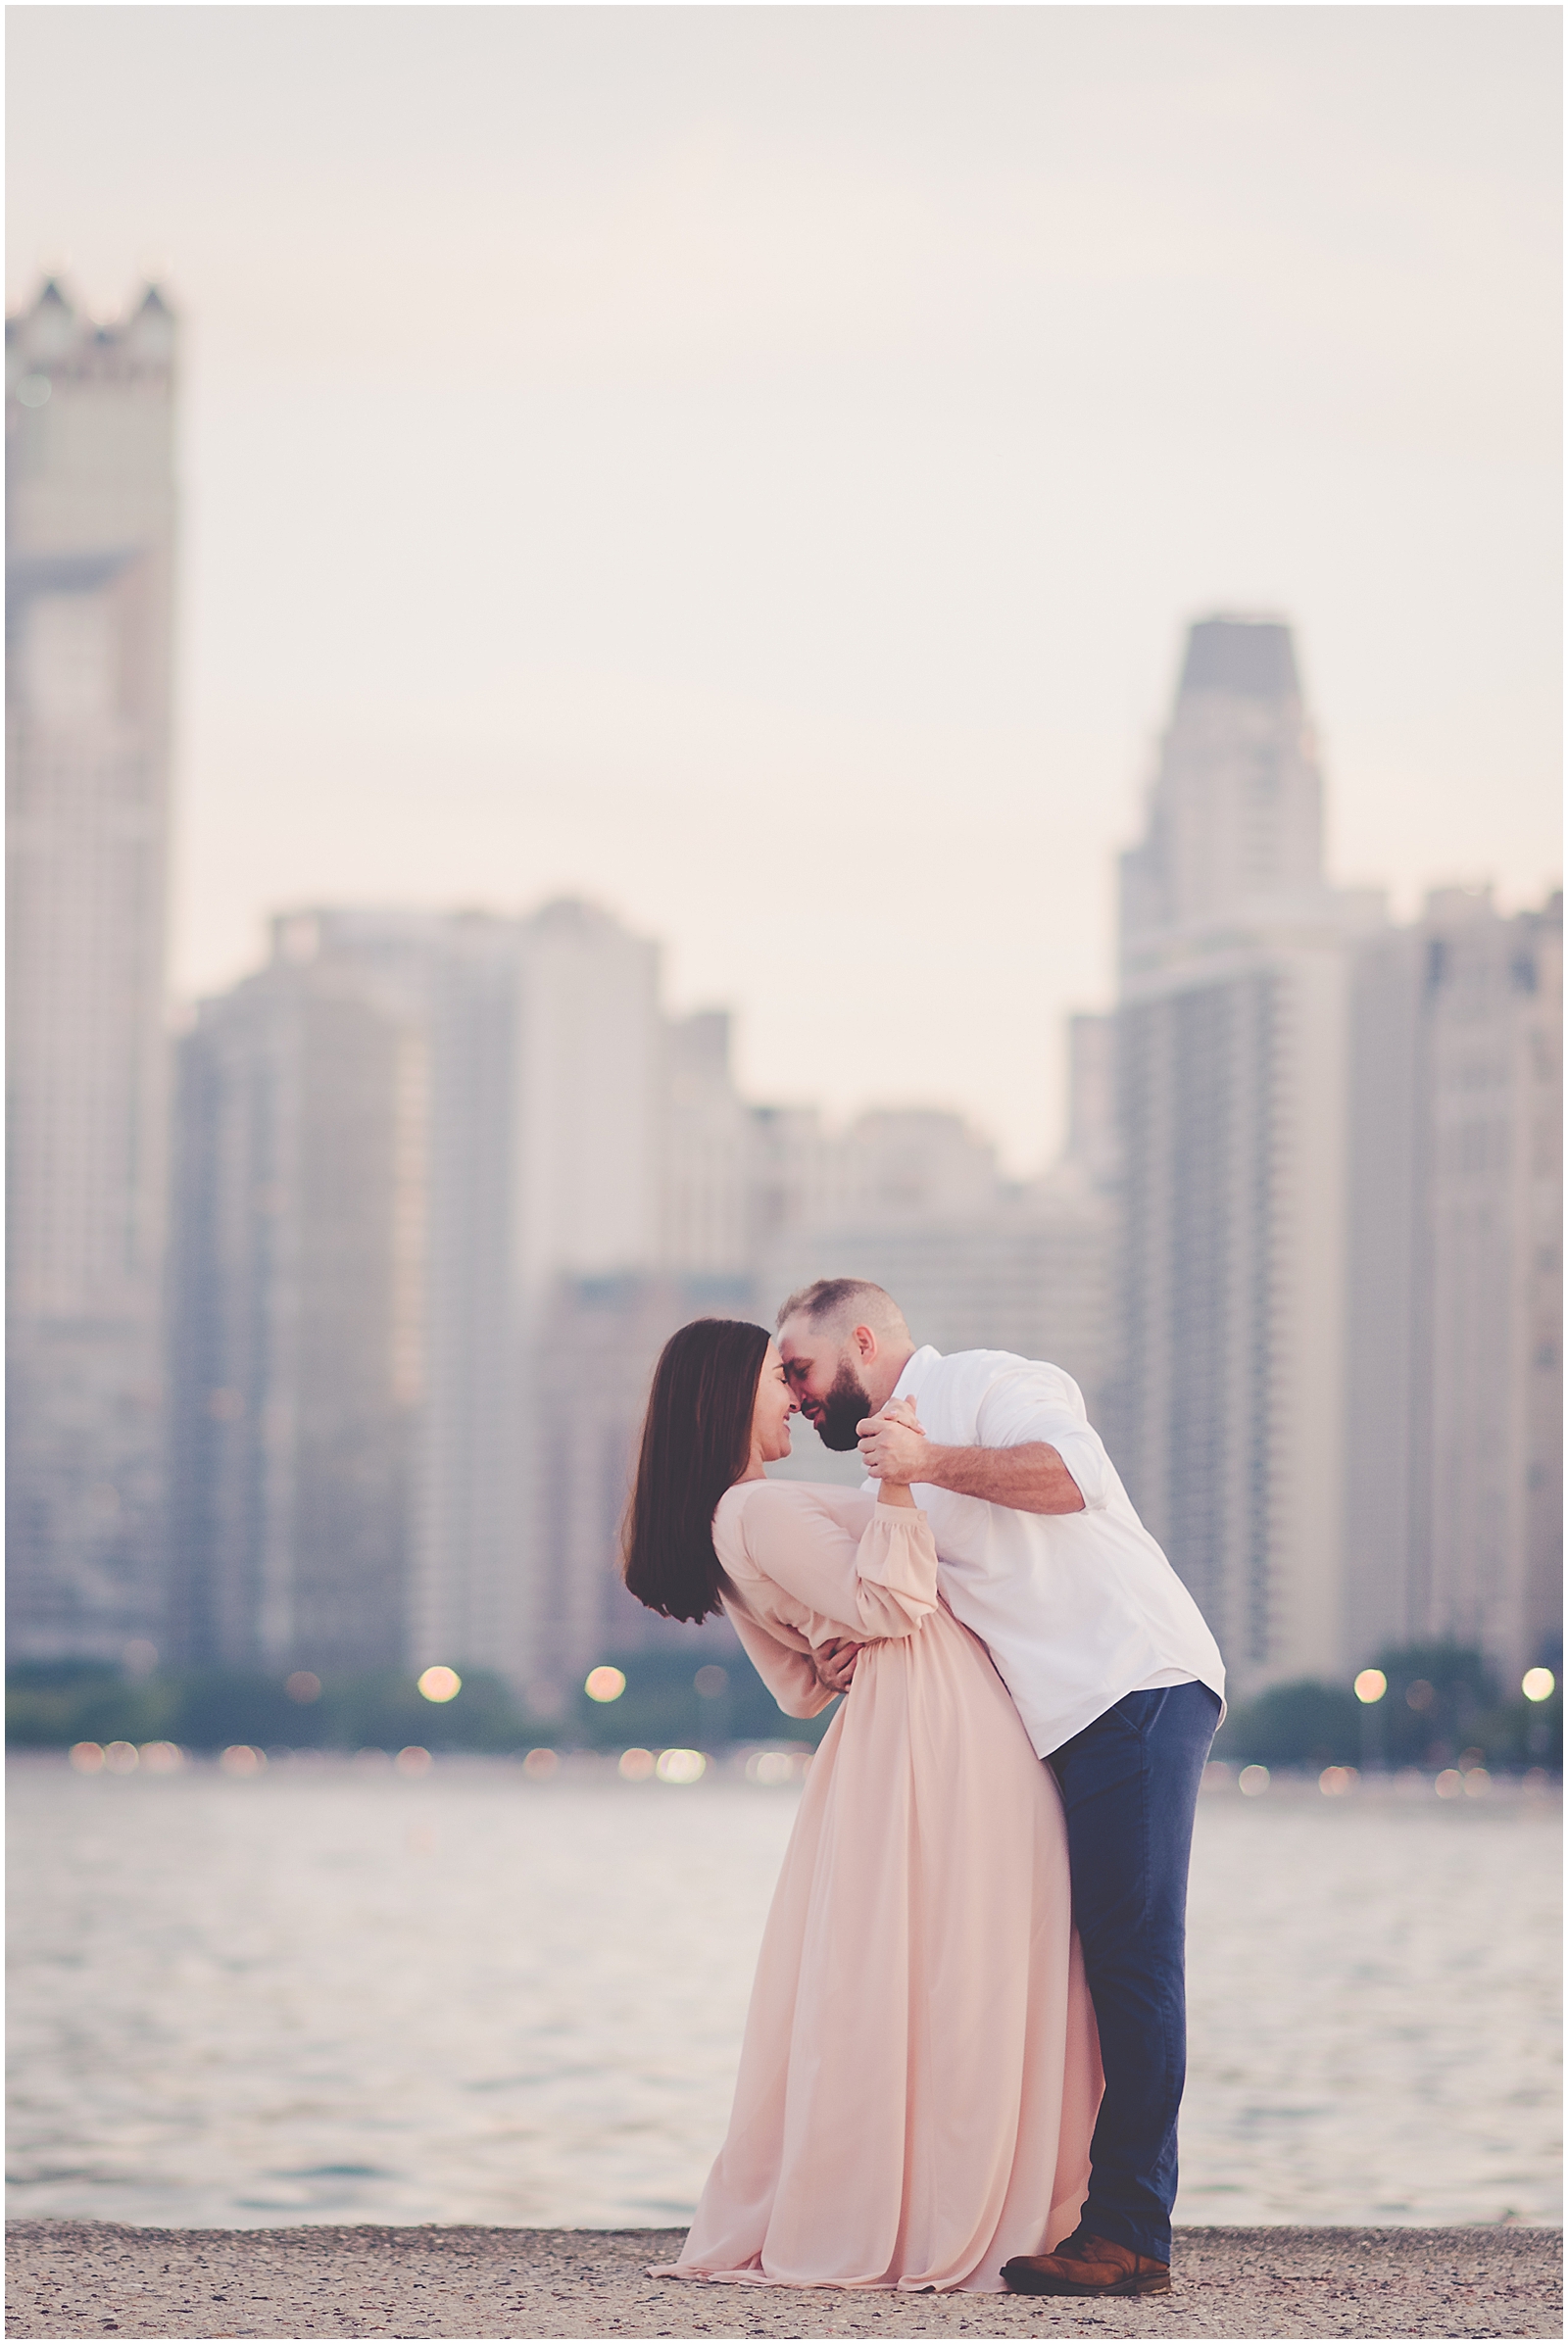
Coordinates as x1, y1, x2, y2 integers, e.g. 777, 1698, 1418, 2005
622, 1318, 770, 1623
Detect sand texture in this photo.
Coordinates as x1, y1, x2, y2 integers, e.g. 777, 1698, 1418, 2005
5, 2222, 1561, 2341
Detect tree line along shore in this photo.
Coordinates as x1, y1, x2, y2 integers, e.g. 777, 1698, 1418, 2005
7, 1637, 1561, 1776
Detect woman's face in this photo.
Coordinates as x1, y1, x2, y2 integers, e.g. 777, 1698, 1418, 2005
751, 1340, 799, 1466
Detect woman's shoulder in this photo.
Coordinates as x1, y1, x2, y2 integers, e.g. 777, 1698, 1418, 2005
714, 1478, 872, 1554
721, 1476, 874, 1512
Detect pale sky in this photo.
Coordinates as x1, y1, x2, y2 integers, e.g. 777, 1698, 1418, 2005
8, 5, 1561, 1170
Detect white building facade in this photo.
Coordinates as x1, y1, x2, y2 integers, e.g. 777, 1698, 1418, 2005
1113, 615, 1384, 1696
6, 280, 177, 1660
169, 910, 435, 1669
1345, 888, 1563, 1684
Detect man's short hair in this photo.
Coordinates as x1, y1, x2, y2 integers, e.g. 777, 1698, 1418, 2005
776, 1277, 909, 1343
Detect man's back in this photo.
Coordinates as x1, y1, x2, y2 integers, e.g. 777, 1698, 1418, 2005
885, 1343, 1225, 1757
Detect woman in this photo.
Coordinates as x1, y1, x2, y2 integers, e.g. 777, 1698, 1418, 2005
623, 1317, 1102, 2296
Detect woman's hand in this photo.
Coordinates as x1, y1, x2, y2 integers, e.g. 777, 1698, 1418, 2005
813, 1636, 861, 1696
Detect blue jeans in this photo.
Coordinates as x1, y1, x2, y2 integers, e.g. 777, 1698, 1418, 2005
1048, 1680, 1221, 2264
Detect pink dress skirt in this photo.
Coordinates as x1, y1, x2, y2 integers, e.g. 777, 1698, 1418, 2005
653, 1480, 1102, 2294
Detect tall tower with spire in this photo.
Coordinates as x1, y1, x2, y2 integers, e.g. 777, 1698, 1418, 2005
1113, 615, 1384, 1695
6, 278, 177, 1660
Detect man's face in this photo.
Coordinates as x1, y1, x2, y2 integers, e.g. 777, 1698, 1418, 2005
778, 1320, 874, 1453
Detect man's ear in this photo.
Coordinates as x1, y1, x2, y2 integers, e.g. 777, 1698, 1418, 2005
853, 1322, 877, 1363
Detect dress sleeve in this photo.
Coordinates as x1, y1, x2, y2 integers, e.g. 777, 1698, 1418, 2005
738, 1486, 940, 1640
721, 1600, 835, 1720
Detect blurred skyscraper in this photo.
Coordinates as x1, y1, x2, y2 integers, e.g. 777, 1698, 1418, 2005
1115, 613, 1562, 1697
661, 1009, 756, 1277
6, 280, 176, 1661
498, 899, 664, 1694
1347, 886, 1562, 1682
169, 911, 433, 1669
1114, 616, 1385, 1696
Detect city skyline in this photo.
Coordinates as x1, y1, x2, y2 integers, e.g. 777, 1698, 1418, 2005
6, 263, 1554, 1697
6, 6, 1560, 1171
160, 614, 1560, 1700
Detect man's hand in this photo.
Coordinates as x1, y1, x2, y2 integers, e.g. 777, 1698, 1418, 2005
858, 1395, 930, 1485
812, 1636, 861, 1696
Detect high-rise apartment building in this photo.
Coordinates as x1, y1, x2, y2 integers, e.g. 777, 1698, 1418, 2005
411, 898, 665, 1687
660, 1010, 753, 1278
7, 280, 177, 1660
169, 911, 431, 1669
1114, 616, 1384, 1695
1346, 888, 1562, 1683
409, 911, 529, 1683
513, 900, 662, 1293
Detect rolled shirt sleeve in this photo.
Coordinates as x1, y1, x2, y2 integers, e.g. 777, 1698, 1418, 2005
973, 1364, 1114, 1512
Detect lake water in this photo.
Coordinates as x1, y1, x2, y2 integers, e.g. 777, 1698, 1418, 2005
7, 1754, 1560, 2231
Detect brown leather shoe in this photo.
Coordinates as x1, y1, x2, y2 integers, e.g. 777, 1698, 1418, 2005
1002, 2230, 1171, 2296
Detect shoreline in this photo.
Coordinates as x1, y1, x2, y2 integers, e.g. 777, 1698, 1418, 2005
7, 2222, 1562, 2340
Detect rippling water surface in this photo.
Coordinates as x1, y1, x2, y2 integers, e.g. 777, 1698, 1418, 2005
7, 1755, 1560, 2229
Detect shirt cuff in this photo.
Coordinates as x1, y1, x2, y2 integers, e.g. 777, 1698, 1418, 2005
1052, 1432, 1110, 1511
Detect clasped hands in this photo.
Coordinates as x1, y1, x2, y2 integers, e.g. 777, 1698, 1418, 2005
811, 1397, 928, 1698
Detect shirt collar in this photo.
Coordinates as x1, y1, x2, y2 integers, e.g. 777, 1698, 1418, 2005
892, 1344, 941, 1406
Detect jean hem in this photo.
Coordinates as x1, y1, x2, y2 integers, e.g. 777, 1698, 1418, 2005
1079, 2207, 1171, 2265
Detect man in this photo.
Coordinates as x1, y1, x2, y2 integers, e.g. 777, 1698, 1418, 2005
776, 1277, 1224, 2301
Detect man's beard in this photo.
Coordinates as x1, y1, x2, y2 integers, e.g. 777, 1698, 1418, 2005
814, 1363, 874, 1452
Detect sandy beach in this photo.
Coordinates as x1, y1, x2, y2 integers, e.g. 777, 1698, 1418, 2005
6, 2222, 1560, 2340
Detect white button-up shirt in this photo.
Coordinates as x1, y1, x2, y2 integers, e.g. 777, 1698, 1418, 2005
876, 1344, 1225, 1758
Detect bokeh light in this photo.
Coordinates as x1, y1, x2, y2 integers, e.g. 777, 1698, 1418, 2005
521, 1747, 558, 1781
219, 1744, 266, 1776
618, 1747, 656, 1781
695, 1665, 728, 1698
416, 1666, 462, 1703
104, 1740, 139, 1775
1405, 1679, 1436, 1711
656, 1748, 707, 1785
1463, 1767, 1491, 1797
1522, 1667, 1555, 1702
69, 1741, 105, 1774
1434, 1768, 1463, 1798
584, 1666, 626, 1703
394, 1746, 432, 1777
744, 1750, 800, 1785
285, 1671, 322, 1703
1318, 1766, 1358, 1796
1238, 1764, 1270, 1797
1353, 1669, 1387, 1703
140, 1742, 183, 1773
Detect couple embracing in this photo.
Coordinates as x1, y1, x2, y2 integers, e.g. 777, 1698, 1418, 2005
622, 1277, 1224, 2300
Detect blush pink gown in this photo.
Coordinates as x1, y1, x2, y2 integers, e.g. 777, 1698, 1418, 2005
654, 1481, 1102, 2296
